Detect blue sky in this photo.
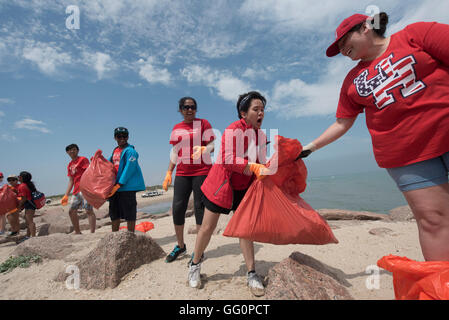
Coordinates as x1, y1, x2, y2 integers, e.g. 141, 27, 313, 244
1, 0, 449, 196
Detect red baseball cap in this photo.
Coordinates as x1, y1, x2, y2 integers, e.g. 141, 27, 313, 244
326, 14, 370, 57
0, 172, 3, 178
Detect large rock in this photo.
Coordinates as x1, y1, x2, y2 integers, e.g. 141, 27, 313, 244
13, 233, 78, 260
389, 205, 414, 221
56, 231, 165, 289
317, 209, 388, 221
265, 252, 353, 300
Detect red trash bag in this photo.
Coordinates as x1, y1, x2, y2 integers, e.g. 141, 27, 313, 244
223, 135, 338, 245
79, 149, 116, 209
377, 255, 449, 300
120, 221, 154, 233
0, 185, 19, 215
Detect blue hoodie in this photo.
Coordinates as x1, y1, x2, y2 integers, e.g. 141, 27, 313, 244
109, 144, 145, 192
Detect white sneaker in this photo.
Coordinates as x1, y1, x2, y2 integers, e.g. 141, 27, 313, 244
247, 272, 265, 297
188, 262, 202, 288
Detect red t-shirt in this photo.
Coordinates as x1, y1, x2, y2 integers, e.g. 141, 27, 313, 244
169, 118, 215, 176
67, 156, 90, 195
337, 22, 449, 168
17, 183, 32, 201
112, 147, 124, 173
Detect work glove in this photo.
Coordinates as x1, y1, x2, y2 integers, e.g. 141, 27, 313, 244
61, 195, 69, 206
295, 142, 316, 160
248, 163, 269, 180
107, 184, 121, 198
191, 146, 207, 160
162, 170, 173, 191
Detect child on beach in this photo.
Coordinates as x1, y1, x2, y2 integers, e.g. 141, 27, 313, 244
188, 91, 269, 297
61, 144, 97, 234
16, 171, 38, 239
108, 127, 146, 233
162, 97, 215, 263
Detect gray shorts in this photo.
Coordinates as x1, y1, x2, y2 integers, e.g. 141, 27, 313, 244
70, 193, 93, 211
387, 151, 449, 192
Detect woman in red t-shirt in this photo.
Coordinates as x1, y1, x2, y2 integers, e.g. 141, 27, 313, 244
300, 12, 449, 261
162, 97, 215, 263
17, 171, 38, 239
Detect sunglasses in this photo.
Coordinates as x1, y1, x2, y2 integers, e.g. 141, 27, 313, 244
181, 105, 197, 111
115, 134, 128, 139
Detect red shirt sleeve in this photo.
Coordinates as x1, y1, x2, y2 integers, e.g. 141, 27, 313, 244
336, 72, 364, 119
406, 22, 449, 67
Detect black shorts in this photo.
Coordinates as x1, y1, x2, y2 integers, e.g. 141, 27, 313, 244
24, 200, 36, 210
202, 189, 248, 215
108, 191, 137, 221
172, 175, 207, 226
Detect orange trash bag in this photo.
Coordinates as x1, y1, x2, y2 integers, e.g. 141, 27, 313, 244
120, 221, 155, 233
377, 255, 449, 300
79, 149, 116, 209
223, 135, 338, 245
0, 185, 19, 216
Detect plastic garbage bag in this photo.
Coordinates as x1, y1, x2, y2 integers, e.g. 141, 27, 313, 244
223, 135, 338, 245
0, 185, 19, 215
120, 221, 154, 233
79, 149, 116, 209
377, 255, 449, 300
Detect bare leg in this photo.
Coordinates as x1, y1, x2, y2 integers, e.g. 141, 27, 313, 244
25, 209, 36, 237
239, 239, 256, 272
86, 210, 96, 233
111, 219, 121, 232
174, 224, 185, 248
192, 209, 220, 264
69, 208, 82, 234
403, 183, 449, 261
127, 220, 135, 233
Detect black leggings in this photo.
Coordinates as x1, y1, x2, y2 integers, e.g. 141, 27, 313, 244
172, 175, 207, 226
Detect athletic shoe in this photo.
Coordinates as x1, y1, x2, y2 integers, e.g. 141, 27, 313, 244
6, 231, 19, 237
165, 244, 186, 263
247, 272, 265, 297
188, 262, 202, 288
187, 252, 205, 267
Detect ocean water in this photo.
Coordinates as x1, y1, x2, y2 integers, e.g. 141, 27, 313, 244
301, 170, 407, 214
140, 170, 408, 215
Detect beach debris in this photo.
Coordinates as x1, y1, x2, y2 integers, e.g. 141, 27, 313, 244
265, 251, 353, 300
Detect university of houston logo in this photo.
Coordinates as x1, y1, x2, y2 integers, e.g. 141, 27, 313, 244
354, 53, 426, 109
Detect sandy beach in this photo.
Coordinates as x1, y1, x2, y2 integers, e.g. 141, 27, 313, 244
0, 188, 422, 300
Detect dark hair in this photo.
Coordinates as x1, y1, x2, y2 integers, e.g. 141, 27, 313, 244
178, 97, 197, 111
236, 91, 266, 119
65, 144, 79, 152
19, 171, 37, 193
351, 12, 389, 37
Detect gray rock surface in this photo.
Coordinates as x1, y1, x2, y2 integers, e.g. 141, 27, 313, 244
265, 251, 353, 300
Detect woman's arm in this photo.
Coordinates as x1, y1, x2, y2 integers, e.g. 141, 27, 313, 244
299, 117, 357, 158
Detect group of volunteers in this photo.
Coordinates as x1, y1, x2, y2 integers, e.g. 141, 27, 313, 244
1, 12, 449, 297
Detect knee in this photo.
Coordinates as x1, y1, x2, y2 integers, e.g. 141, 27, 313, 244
199, 222, 216, 236
414, 207, 449, 233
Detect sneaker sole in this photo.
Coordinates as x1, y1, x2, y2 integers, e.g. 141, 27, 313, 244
165, 251, 187, 263
249, 286, 265, 297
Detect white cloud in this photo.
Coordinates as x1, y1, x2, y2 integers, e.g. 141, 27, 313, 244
82, 51, 116, 80
14, 118, 51, 133
0, 98, 14, 105
137, 57, 172, 85
270, 58, 355, 118
22, 41, 72, 75
1, 133, 17, 142
181, 65, 252, 102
